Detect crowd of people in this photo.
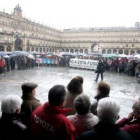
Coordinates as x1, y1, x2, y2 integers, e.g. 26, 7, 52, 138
104, 58, 140, 77
1, 53, 140, 80
0, 55, 36, 75
0, 76, 139, 140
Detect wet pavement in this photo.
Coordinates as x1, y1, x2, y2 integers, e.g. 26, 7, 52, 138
0, 66, 140, 119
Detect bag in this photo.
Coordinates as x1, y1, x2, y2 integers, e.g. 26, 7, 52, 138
95, 69, 98, 73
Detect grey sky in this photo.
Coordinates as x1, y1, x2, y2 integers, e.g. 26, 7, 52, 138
0, 0, 140, 29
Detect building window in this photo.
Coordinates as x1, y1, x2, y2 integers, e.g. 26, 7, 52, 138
126, 38, 129, 42
132, 44, 134, 47
126, 44, 128, 47
120, 38, 123, 42
0, 28, 2, 32
0, 46, 4, 51
8, 38, 11, 43
133, 38, 135, 42
0, 37, 3, 41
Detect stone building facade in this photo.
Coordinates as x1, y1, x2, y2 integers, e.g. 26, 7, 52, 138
0, 5, 140, 55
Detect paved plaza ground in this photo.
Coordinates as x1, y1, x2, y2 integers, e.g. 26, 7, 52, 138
0, 66, 140, 119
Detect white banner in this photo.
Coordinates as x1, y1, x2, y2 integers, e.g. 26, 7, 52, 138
69, 58, 98, 70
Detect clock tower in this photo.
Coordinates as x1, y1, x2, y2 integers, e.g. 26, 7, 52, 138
13, 4, 23, 18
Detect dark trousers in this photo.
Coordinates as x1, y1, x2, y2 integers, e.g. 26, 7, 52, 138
96, 72, 103, 81
0, 67, 3, 74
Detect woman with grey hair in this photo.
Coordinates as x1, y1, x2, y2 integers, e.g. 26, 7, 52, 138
67, 94, 98, 136
0, 95, 30, 140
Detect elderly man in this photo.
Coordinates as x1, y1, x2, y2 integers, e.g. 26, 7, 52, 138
0, 95, 29, 140
76, 98, 134, 140
21, 82, 41, 127
30, 85, 76, 140
118, 99, 140, 140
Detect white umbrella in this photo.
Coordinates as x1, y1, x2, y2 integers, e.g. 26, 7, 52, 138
118, 54, 128, 58
134, 54, 140, 59
3, 55, 9, 58
28, 54, 35, 59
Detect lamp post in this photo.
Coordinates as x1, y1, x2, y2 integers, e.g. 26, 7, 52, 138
13, 32, 22, 51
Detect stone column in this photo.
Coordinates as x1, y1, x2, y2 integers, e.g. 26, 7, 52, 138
12, 36, 15, 51
23, 36, 26, 51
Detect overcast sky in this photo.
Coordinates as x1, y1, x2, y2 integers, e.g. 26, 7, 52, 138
0, 0, 140, 29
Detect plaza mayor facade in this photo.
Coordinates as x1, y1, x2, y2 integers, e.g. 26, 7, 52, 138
0, 5, 140, 55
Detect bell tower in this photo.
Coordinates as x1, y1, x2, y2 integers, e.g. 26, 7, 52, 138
13, 4, 23, 18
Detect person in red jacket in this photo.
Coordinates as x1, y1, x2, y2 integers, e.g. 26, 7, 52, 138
117, 99, 140, 140
30, 85, 76, 140
0, 56, 5, 75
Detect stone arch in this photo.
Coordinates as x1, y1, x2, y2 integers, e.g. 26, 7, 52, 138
66, 49, 69, 52
113, 49, 117, 53
102, 49, 106, 54
40, 48, 42, 52
54, 48, 57, 53
46, 48, 49, 52
75, 49, 78, 52
11, 21, 14, 27
0, 45, 4, 51
80, 49, 83, 53
43, 48, 45, 52
91, 44, 99, 53
84, 49, 88, 54
107, 49, 111, 54
26, 47, 30, 51
49, 48, 51, 52
31, 47, 34, 51
36, 48, 38, 52
124, 50, 129, 55
130, 50, 135, 55
7, 46, 11, 52
119, 49, 123, 54
70, 49, 74, 53
137, 50, 140, 54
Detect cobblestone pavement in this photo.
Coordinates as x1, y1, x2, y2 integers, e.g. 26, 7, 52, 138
0, 66, 140, 119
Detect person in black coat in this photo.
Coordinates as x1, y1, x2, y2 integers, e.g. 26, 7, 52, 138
95, 59, 105, 82
0, 95, 30, 140
76, 98, 134, 140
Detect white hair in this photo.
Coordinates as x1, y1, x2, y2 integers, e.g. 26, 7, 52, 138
1, 95, 23, 114
97, 98, 120, 124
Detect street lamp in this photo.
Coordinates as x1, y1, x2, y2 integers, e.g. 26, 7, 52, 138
13, 32, 22, 51
13, 32, 21, 39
